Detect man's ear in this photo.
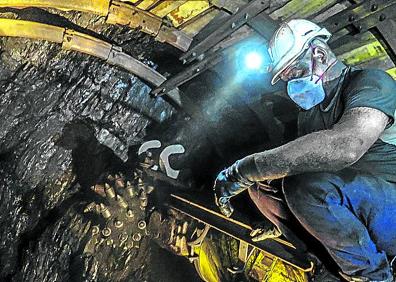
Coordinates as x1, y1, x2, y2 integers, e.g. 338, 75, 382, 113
312, 46, 327, 64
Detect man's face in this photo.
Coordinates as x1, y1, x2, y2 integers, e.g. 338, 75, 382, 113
279, 48, 312, 82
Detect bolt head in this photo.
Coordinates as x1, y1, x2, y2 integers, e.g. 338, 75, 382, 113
126, 210, 135, 218
106, 239, 113, 246
138, 220, 147, 230
102, 227, 112, 237
379, 14, 386, 21
127, 241, 134, 249
91, 226, 100, 235
115, 220, 123, 228
119, 233, 128, 242
133, 233, 142, 241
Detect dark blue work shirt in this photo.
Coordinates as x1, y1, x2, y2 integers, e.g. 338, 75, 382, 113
298, 68, 396, 183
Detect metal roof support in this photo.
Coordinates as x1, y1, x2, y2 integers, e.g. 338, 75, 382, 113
376, 19, 396, 62
0, 0, 193, 51
180, 0, 272, 65
151, 2, 279, 98
0, 18, 182, 107
323, 0, 396, 43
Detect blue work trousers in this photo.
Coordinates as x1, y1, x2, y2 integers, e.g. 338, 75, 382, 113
248, 168, 396, 281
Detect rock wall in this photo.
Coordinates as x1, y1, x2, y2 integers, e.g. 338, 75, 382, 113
0, 7, 202, 282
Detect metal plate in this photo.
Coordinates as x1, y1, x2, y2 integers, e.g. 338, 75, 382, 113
270, 0, 339, 20
107, 2, 162, 35
62, 29, 112, 60
137, 0, 161, 11
149, 0, 187, 18
377, 19, 396, 60
167, 0, 211, 28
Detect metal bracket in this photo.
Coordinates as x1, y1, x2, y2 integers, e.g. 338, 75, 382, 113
247, 11, 280, 39
107, 1, 162, 36
180, 0, 271, 65
106, 1, 193, 51
155, 25, 193, 52
376, 19, 396, 60
323, 0, 396, 35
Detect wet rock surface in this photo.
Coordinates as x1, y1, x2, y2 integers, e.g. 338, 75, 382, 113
0, 7, 201, 282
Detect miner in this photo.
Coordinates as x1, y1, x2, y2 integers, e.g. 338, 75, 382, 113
213, 19, 396, 282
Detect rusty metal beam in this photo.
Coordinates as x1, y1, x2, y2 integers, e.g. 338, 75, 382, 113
210, 0, 248, 14
149, 0, 187, 18
323, 0, 396, 35
0, 0, 110, 15
0, 16, 65, 42
180, 0, 271, 64
63, 29, 112, 60
167, 0, 211, 28
151, 25, 253, 98
0, 0, 193, 51
151, 7, 278, 98
0, 18, 181, 106
107, 46, 167, 87
107, 1, 162, 36
376, 19, 396, 61
156, 25, 192, 52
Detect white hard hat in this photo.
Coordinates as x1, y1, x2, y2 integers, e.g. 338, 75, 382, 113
269, 19, 331, 85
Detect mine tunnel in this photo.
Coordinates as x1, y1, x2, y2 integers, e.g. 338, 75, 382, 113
0, 0, 396, 281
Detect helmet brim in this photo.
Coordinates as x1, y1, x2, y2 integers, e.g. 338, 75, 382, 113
270, 47, 307, 85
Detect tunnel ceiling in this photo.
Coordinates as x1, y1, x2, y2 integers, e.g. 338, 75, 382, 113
0, 0, 395, 96
0, 1, 394, 116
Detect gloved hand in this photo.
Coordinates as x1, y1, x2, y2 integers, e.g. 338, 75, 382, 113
213, 161, 255, 217
249, 225, 282, 242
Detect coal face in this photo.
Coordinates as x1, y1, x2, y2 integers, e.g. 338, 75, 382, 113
0, 7, 202, 282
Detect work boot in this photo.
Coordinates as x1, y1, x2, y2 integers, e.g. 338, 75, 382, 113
310, 265, 341, 282
307, 253, 341, 282
339, 272, 394, 282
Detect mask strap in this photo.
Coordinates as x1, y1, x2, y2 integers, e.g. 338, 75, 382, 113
309, 43, 315, 82
315, 59, 337, 83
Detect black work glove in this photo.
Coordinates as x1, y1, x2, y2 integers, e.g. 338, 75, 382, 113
213, 161, 255, 217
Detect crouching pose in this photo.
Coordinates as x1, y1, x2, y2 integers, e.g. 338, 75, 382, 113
214, 19, 396, 282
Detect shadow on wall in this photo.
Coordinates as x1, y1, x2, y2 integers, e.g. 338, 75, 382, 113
56, 119, 127, 189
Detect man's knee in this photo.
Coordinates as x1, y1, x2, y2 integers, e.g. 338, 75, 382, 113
282, 172, 342, 216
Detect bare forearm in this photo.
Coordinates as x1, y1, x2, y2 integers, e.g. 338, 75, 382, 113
238, 130, 362, 182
